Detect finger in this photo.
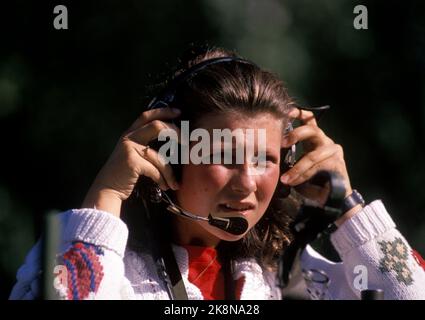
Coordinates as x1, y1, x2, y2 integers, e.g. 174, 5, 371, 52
135, 155, 169, 191
132, 143, 179, 190
282, 124, 333, 148
280, 144, 342, 185
288, 157, 342, 187
127, 121, 181, 146
288, 108, 317, 126
126, 107, 181, 133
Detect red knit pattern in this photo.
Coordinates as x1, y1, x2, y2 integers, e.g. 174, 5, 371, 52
412, 249, 425, 271
62, 242, 104, 300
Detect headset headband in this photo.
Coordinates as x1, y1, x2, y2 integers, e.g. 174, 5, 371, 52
148, 56, 256, 109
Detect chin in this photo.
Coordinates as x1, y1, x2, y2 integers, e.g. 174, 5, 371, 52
198, 220, 253, 243
214, 228, 250, 242
221, 234, 245, 242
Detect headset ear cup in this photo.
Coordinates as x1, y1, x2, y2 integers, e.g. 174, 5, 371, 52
275, 122, 297, 198
274, 148, 294, 198
149, 184, 163, 203
276, 184, 291, 198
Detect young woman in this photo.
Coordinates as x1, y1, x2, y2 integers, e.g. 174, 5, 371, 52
10, 47, 425, 300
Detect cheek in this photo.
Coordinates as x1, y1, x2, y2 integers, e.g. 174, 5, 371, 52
177, 165, 230, 208
182, 164, 229, 189
257, 167, 280, 207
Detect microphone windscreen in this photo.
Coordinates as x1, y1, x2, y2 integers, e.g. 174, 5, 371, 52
208, 216, 249, 235
227, 216, 249, 235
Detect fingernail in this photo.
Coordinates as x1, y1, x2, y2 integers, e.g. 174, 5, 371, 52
171, 108, 181, 114
280, 174, 291, 184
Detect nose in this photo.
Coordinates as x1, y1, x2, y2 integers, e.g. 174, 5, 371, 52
230, 164, 257, 195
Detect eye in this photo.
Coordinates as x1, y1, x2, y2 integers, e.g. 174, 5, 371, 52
250, 153, 278, 168
205, 149, 237, 164
204, 150, 278, 166
266, 154, 279, 164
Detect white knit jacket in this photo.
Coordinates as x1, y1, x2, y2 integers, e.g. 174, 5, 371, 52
9, 200, 425, 300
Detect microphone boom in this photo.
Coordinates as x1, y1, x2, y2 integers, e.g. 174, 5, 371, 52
157, 189, 249, 235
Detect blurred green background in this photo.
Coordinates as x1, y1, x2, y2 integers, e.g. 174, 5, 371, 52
1, 0, 424, 299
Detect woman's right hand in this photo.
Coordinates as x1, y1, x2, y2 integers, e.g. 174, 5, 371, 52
81, 107, 181, 217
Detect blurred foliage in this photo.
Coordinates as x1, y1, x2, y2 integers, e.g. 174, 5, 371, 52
0, 0, 424, 298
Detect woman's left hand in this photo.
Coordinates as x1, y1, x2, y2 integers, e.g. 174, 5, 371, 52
280, 108, 362, 226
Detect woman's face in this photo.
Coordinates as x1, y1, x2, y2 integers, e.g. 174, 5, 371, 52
174, 111, 283, 246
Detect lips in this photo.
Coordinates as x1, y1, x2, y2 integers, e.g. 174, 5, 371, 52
218, 202, 255, 215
